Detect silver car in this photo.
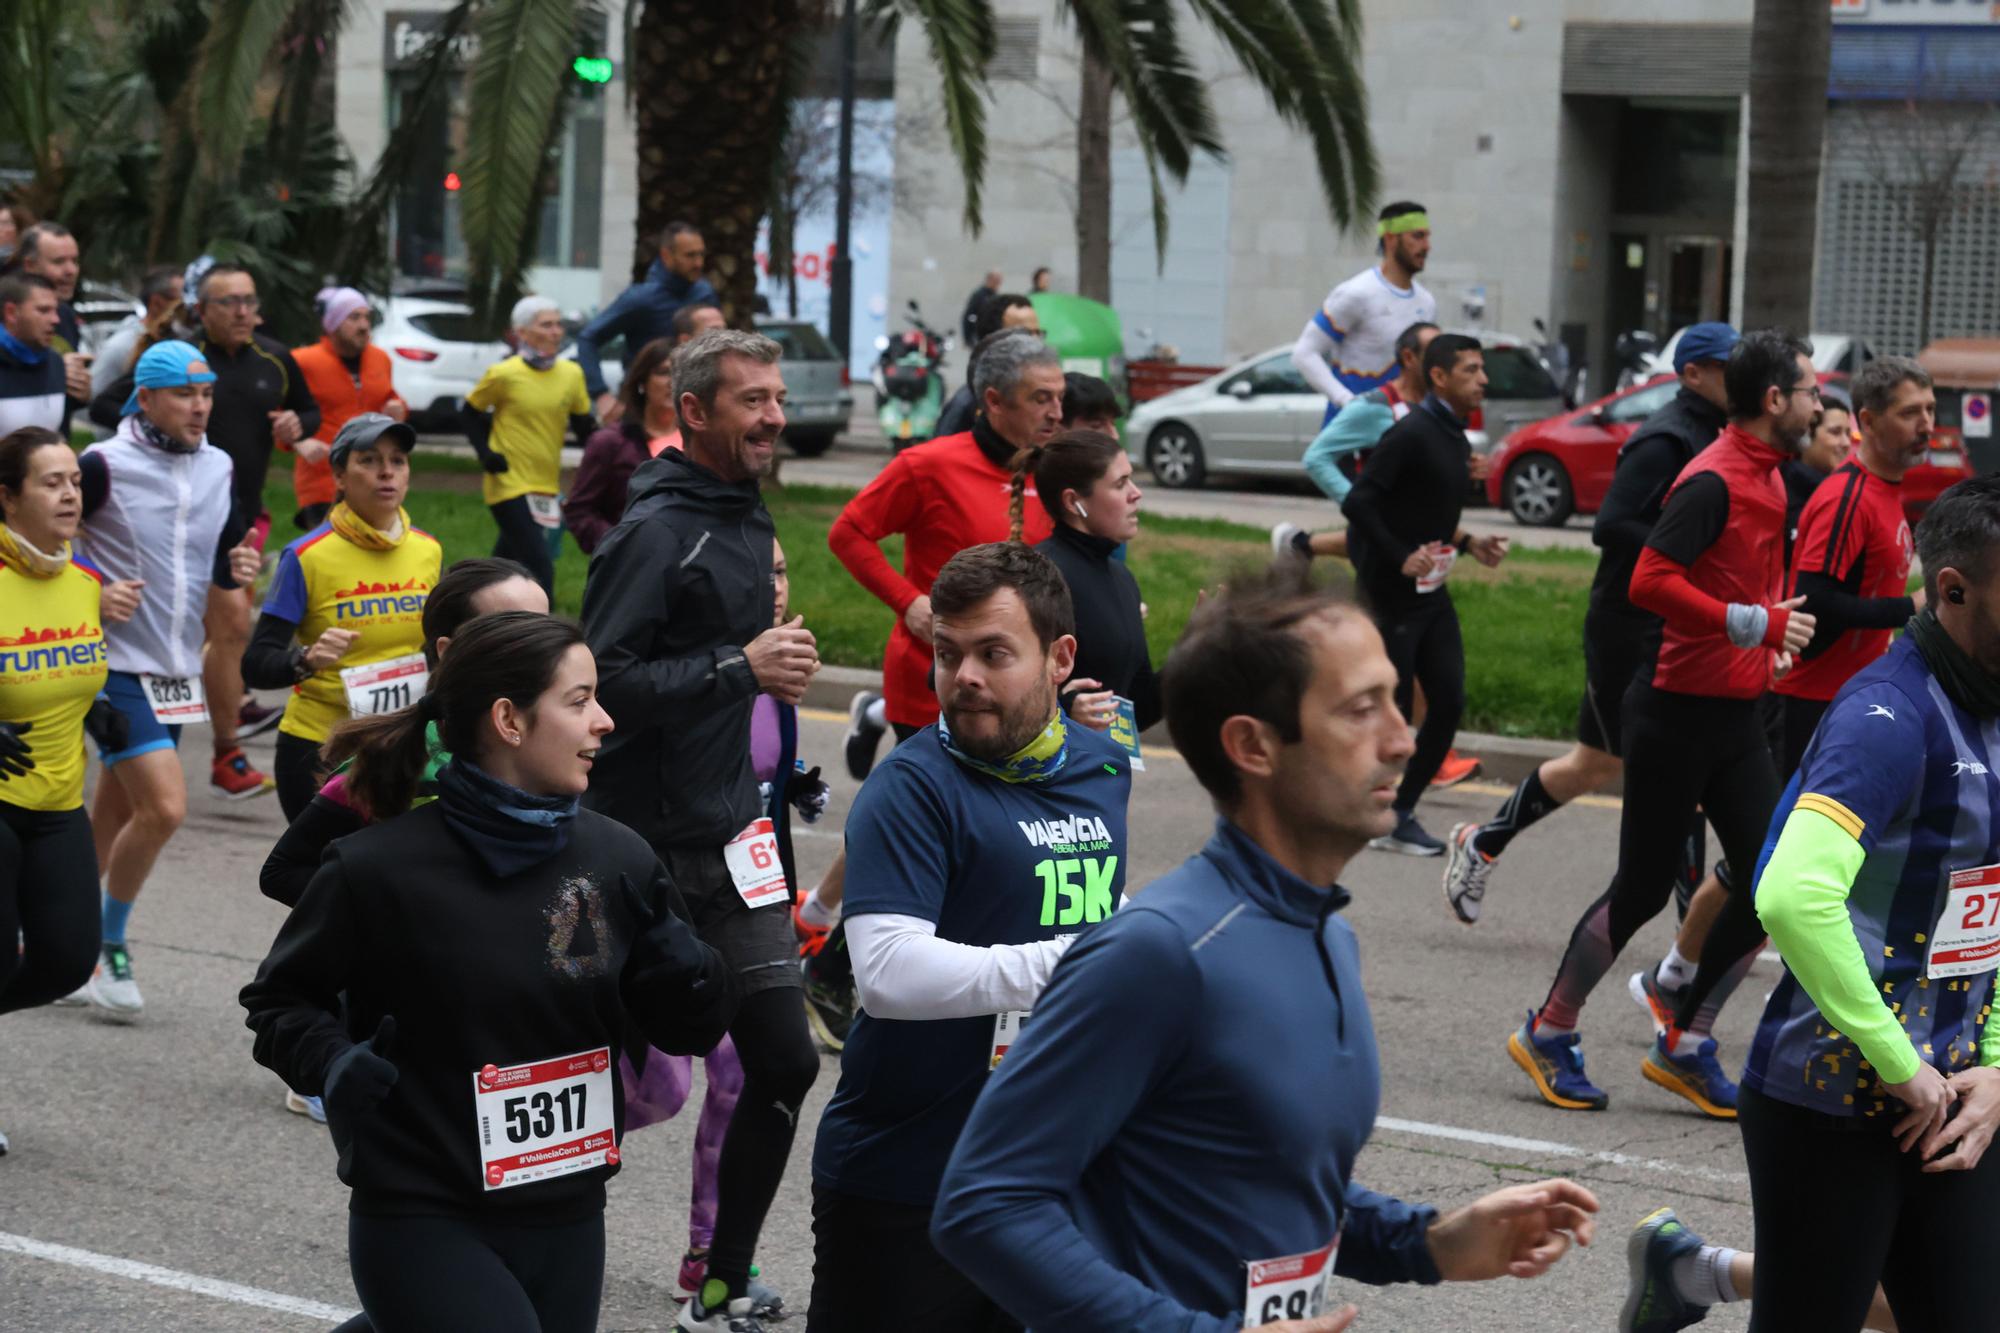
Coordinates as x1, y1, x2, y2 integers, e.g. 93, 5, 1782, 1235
1127, 333, 1567, 490
757, 319, 853, 457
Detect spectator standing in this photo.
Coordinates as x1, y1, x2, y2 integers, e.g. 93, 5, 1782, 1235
90, 267, 184, 400
960, 270, 1001, 346
1030, 267, 1053, 293
0, 274, 69, 435
461, 296, 593, 598
575, 222, 718, 424
14, 224, 90, 412
288, 286, 408, 532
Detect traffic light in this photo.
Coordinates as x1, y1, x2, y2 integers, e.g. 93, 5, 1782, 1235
572, 56, 612, 84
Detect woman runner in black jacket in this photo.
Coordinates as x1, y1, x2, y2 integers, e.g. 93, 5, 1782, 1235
241, 612, 736, 1333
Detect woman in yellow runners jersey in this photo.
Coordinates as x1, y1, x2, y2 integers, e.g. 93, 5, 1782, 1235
242, 413, 442, 821
0, 426, 141, 1154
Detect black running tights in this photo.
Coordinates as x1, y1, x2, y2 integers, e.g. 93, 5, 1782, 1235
348, 1210, 603, 1333
0, 801, 99, 1015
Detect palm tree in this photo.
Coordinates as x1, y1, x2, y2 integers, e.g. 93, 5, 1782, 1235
1741, 0, 1830, 333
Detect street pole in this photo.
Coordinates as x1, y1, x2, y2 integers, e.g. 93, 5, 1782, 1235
829, 0, 857, 362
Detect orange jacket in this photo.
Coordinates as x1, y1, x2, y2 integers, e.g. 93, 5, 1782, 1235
288, 339, 406, 509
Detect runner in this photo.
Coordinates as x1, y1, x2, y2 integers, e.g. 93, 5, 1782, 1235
0, 272, 71, 435
809, 542, 1131, 1331
68, 341, 260, 1021
463, 296, 594, 597
1059, 372, 1118, 436
931, 562, 1598, 1331
1289, 200, 1437, 422
240, 611, 736, 1333
1732, 475, 2000, 1330
1025, 429, 1160, 740
832, 328, 1060, 777
288, 286, 409, 533
1273, 318, 1438, 565
1620, 1208, 1898, 1332
1339, 333, 1507, 855
1784, 389, 1854, 561
240, 414, 442, 820
579, 329, 817, 1333
0, 426, 141, 1155
1771, 357, 1929, 774
1507, 330, 1816, 1118
1443, 322, 1738, 923
932, 297, 1041, 441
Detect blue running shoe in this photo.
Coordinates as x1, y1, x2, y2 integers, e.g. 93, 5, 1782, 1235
1620, 1207, 1709, 1333
1506, 1011, 1609, 1110
1641, 1033, 1738, 1119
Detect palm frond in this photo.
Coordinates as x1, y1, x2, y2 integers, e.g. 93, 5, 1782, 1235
863, 0, 996, 233
1068, 0, 1221, 184
189, 0, 298, 185
459, 0, 579, 324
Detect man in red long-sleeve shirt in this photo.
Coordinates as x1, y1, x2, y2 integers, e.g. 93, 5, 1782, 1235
831, 329, 1062, 776
1509, 330, 1818, 1122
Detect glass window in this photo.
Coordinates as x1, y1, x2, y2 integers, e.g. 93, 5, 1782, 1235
760, 322, 839, 361
1936, 387, 1964, 429
410, 311, 486, 342
1481, 347, 1560, 400
1603, 378, 1678, 424
1234, 354, 1307, 396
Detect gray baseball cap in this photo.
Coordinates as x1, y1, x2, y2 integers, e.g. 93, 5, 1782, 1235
328, 412, 417, 468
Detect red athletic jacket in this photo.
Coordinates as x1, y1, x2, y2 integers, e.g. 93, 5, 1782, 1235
289, 339, 405, 509
828, 423, 1053, 728
1628, 424, 1791, 700
1776, 459, 1916, 702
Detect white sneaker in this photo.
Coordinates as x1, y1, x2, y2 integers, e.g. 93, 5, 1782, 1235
84, 943, 143, 1022
0, 1124, 9, 1156
677, 1288, 767, 1332
51, 981, 90, 1007
284, 1089, 328, 1124
1271, 521, 1310, 560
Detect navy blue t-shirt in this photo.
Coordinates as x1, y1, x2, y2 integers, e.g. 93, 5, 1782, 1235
812, 722, 1131, 1204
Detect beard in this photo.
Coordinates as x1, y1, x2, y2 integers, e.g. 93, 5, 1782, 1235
943, 681, 1057, 761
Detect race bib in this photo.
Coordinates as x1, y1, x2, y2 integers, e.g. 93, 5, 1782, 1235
1928, 864, 2000, 979
1106, 696, 1145, 771
526, 493, 563, 529
341, 652, 429, 718
139, 673, 208, 726
473, 1047, 618, 1191
1244, 1235, 1340, 1328
1416, 544, 1456, 594
990, 1009, 1030, 1069
724, 817, 789, 909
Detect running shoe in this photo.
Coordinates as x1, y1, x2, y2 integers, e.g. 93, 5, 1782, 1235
802, 960, 853, 1053
1270, 521, 1312, 561
1429, 748, 1482, 788
674, 1254, 784, 1318
1620, 1207, 1709, 1333
676, 1283, 768, 1332
843, 690, 886, 782
1641, 1033, 1738, 1120
1506, 1011, 1609, 1110
236, 697, 282, 738
793, 900, 832, 958
0, 1124, 8, 1156
84, 942, 143, 1021
1442, 822, 1495, 924
1369, 811, 1445, 857
284, 1089, 327, 1125
1628, 969, 1687, 1038
210, 748, 274, 801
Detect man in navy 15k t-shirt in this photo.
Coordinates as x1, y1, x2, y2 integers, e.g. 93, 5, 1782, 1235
808, 541, 1131, 1332
933, 564, 1597, 1332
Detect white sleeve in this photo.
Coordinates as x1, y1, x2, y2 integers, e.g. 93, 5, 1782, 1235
847, 912, 1075, 1021
1291, 319, 1352, 408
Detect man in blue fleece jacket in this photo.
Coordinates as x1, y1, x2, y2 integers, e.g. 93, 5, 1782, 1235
933, 565, 1599, 1331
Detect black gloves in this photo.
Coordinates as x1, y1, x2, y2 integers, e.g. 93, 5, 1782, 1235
789, 764, 830, 824
323, 1015, 400, 1133
476, 448, 510, 474
0, 721, 33, 779
82, 699, 128, 755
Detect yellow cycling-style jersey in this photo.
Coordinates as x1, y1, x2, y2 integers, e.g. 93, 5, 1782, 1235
0, 558, 109, 812
465, 356, 589, 506
266, 511, 443, 744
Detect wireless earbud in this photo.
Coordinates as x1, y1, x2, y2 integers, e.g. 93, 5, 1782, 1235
1072, 501, 1088, 519
1949, 587, 1967, 605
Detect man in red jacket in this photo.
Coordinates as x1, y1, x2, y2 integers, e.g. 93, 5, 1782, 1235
1508, 330, 1817, 1122
832, 328, 1063, 777
290, 286, 407, 531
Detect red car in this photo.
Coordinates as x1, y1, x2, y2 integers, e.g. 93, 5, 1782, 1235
1487, 374, 1966, 527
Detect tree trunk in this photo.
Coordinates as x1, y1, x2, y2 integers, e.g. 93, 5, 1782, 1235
632, 0, 809, 325
1075, 44, 1113, 303
1741, 0, 1830, 332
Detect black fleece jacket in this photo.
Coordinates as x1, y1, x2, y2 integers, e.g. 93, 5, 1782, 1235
1036, 523, 1162, 730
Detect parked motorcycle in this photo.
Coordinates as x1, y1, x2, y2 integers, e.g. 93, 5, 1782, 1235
872, 301, 950, 444
1611, 329, 1662, 392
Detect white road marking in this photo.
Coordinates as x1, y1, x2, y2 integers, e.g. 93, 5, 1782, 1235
0, 1231, 359, 1323
1374, 1117, 1748, 1186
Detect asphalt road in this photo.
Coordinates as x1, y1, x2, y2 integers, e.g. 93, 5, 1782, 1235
0, 708, 1761, 1331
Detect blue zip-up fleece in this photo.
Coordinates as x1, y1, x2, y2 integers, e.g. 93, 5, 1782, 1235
932, 818, 1440, 1332
572, 259, 720, 396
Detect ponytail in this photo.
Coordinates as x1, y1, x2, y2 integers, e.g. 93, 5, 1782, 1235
1007, 444, 1046, 543
322, 697, 435, 821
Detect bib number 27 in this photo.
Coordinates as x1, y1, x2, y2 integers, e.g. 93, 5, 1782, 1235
1035, 856, 1118, 927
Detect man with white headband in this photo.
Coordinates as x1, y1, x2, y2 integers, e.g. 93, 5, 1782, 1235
461, 295, 593, 597
289, 286, 408, 532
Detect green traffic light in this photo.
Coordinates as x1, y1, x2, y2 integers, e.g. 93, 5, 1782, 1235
572, 56, 613, 83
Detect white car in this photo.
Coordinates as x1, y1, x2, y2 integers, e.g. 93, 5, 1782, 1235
373, 294, 513, 428
1650, 329, 1876, 380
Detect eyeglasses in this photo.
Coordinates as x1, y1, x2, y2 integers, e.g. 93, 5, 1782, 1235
1783, 384, 1822, 401
206, 295, 260, 312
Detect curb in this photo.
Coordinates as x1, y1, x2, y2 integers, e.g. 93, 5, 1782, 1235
802, 665, 1611, 796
